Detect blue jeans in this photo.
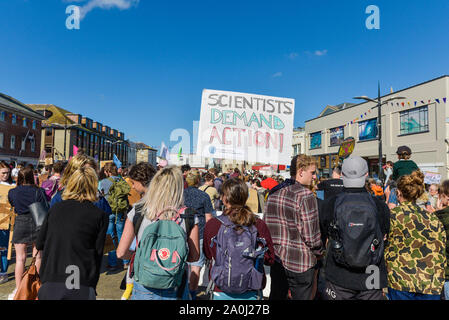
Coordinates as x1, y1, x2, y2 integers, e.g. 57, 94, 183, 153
0, 230, 9, 274
107, 213, 129, 266
131, 282, 178, 300
387, 288, 440, 300
444, 282, 449, 300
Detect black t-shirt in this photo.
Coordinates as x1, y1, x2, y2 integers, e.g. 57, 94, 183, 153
317, 178, 344, 200
319, 188, 390, 291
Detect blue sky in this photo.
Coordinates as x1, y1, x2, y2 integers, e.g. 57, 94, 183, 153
1, 0, 449, 152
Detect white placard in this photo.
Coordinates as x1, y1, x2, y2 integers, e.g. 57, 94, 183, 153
424, 172, 441, 185
196, 89, 295, 165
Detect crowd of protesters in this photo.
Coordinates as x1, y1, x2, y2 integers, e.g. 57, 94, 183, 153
0, 143, 448, 300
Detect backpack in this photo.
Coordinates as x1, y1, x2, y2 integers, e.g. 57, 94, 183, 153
210, 215, 267, 294
133, 207, 192, 289
107, 177, 131, 213
41, 178, 59, 201
328, 192, 384, 269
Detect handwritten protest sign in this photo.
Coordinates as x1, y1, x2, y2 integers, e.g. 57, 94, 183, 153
196, 89, 295, 165
424, 172, 441, 185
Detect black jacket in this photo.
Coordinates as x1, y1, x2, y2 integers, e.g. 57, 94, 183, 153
319, 188, 390, 291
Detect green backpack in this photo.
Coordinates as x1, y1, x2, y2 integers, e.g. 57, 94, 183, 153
133, 207, 190, 289
107, 177, 131, 214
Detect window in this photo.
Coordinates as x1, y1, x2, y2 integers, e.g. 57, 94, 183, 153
0, 111, 5, 121
310, 132, 322, 149
12, 114, 16, 125
31, 139, 35, 152
329, 126, 345, 146
358, 118, 378, 141
0, 133, 3, 148
21, 138, 25, 151
10, 135, 15, 150
32, 120, 37, 129
23, 117, 27, 127
45, 128, 53, 136
400, 106, 429, 135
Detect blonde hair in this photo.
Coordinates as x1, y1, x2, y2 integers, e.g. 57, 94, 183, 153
186, 170, 200, 187
296, 154, 317, 171
62, 167, 98, 202
60, 154, 97, 187
141, 166, 184, 221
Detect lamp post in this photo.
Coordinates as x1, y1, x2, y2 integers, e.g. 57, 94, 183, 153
354, 82, 406, 184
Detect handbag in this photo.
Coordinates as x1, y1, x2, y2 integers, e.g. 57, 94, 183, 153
29, 189, 50, 229
103, 234, 117, 254
13, 256, 41, 300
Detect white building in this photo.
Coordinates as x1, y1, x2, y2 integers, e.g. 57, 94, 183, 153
292, 127, 306, 157
305, 75, 449, 179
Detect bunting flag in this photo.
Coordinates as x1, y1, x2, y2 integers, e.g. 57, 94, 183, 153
73, 145, 79, 156
436, 98, 440, 104
407, 102, 410, 106
444, 98, 447, 103
401, 102, 405, 107
421, 100, 425, 104
396, 103, 399, 106
414, 101, 417, 106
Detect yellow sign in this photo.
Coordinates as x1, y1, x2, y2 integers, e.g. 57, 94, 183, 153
338, 137, 355, 159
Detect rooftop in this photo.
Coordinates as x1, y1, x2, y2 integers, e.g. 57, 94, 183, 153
0, 93, 46, 120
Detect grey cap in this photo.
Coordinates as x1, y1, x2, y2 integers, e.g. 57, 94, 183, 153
341, 156, 368, 188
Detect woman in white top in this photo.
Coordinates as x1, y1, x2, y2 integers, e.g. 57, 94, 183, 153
0, 161, 15, 285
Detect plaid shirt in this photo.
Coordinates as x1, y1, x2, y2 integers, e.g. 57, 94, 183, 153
263, 181, 323, 273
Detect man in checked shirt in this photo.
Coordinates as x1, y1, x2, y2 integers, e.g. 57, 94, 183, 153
264, 154, 323, 300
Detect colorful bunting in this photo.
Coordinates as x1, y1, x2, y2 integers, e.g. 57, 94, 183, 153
444, 98, 447, 103
436, 99, 440, 104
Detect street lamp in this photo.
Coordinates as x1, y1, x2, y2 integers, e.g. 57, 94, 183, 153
49, 123, 81, 160
354, 82, 406, 184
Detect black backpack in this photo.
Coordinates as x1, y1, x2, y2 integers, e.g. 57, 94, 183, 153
328, 192, 384, 269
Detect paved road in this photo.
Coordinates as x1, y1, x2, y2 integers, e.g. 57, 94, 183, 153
0, 251, 211, 300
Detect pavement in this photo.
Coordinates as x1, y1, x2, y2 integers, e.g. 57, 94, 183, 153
0, 248, 211, 300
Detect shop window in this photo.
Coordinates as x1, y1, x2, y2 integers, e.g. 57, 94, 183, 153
399, 106, 429, 135
330, 126, 344, 146
358, 118, 378, 141
310, 132, 322, 149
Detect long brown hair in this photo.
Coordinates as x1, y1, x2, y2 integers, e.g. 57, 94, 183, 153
222, 178, 256, 227
17, 167, 36, 187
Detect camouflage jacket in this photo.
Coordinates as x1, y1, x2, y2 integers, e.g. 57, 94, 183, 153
435, 207, 449, 280
385, 201, 446, 295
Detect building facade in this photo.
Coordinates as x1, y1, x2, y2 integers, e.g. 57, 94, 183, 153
292, 127, 306, 157
305, 75, 449, 179
127, 140, 137, 166
0, 93, 45, 165
136, 143, 157, 168
27, 104, 128, 165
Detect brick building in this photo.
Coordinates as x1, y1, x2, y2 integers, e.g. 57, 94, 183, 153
0, 93, 45, 165
27, 104, 129, 165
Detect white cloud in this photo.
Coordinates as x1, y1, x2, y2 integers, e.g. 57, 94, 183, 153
314, 49, 328, 56
272, 72, 282, 78
65, 0, 139, 20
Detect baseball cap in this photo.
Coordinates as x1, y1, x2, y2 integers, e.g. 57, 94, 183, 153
396, 145, 412, 155
341, 156, 368, 188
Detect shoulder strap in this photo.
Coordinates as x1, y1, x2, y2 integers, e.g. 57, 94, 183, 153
204, 186, 210, 192
133, 203, 145, 237
179, 207, 195, 235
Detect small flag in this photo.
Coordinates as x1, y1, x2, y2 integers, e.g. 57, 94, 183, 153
396, 103, 399, 106
113, 154, 122, 169
160, 141, 169, 160
444, 98, 447, 103
407, 102, 410, 106
390, 87, 393, 93
73, 145, 79, 156
401, 102, 405, 107
436, 98, 440, 104
414, 101, 417, 106
428, 100, 431, 103
178, 146, 182, 160
421, 100, 425, 104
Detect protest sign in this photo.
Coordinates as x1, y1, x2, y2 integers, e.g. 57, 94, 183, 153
196, 89, 295, 165
424, 171, 441, 185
